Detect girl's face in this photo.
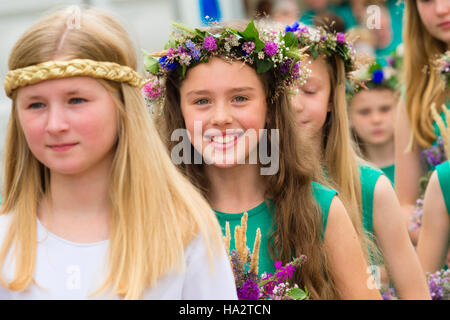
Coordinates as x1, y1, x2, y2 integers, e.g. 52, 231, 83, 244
349, 88, 396, 146
290, 57, 331, 138
16, 76, 119, 176
179, 57, 267, 168
417, 0, 450, 45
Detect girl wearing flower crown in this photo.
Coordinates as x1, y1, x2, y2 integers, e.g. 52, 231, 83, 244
0, 7, 236, 299
288, 24, 430, 299
149, 20, 381, 299
395, 0, 450, 244
349, 59, 401, 186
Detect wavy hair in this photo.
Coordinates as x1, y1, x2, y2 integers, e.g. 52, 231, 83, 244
403, 0, 447, 149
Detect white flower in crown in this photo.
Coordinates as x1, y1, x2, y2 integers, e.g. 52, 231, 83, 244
308, 28, 321, 42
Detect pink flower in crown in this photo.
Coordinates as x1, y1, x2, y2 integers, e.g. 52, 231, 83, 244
203, 36, 217, 51
336, 32, 345, 43
264, 41, 278, 57
143, 81, 162, 100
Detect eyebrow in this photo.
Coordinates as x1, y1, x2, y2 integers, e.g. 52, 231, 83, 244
185, 86, 256, 97
24, 90, 83, 101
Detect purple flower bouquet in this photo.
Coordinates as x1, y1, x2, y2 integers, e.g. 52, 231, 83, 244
224, 212, 309, 300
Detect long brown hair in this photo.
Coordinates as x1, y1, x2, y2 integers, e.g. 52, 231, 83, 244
154, 26, 341, 299
318, 53, 378, 264
404, 0, 447, 149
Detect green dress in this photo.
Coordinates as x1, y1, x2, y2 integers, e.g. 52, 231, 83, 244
434, 161, 450, 270
214, 181, 337, 276
359, 163, 385, 264
436, 161, 450, 214
380, 164, 395, 187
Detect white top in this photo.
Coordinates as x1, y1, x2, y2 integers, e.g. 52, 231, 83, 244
0, 214, 237, 300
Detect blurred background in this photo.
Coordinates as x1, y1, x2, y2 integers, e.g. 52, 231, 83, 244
0, 0, 404, 162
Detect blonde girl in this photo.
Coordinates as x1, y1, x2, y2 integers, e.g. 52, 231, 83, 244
149, 20, 381, 299
288, 24, 430, 299
0, 7, 236, 299
395, 0, 450, 244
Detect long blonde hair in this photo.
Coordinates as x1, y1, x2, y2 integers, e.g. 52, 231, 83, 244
0, 7, 223, 299
154, 22, 342, 298
320, 54, 377, 264
404, 0, 447, 149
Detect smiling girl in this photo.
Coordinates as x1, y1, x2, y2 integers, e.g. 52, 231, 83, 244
149, 20, 381, 299
0, 7, 236, 299
289, 24, 430, 299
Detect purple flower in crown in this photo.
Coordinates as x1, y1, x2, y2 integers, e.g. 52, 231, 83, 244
336, 32, 345, 43
167, 47, 175, 58
242, 41, 255, 55
191, 48, 201, 60
320, 35, 327, 41
177, 45, 187, 54
185, 39, 196, 51
280, 58, 293, 74
264, 41, 278, 57
203, 35, 217, 51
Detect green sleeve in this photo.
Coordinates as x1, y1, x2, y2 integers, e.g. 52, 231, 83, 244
436, 161, 450, 215
311, 181, 338, 240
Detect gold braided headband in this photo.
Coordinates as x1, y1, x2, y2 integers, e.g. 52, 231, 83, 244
4, 59, 146, 98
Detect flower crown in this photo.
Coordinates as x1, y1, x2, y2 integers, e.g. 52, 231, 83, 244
286, 22, 360, 74
286, 22, 374, 95
351, 49, 402, 93
142, 20, 310, 106
4, 59, 145, 98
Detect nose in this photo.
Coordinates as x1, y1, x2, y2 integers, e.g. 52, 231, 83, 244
210, 101, 233, 127
436, 0, 450, 16
46, 104, 70, 134
371, 111, 382, 123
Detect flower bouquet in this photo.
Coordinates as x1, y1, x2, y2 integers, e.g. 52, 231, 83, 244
223, 212, 309, 300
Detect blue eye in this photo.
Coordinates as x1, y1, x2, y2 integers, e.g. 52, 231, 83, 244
69, 97, 86, 104
28, 102, 45, 109
194, 98, 209, 105
233, 96, 248, 103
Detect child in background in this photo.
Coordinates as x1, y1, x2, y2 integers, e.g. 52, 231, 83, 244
349, 59, 401, 186
0, 6, 236, 299
288, 23, 430, 299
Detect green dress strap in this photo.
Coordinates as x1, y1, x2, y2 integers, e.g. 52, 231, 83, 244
359, 164, 384, 235
380, 163, 395, 187
311, 181, 338, 240
436, 161, 450, 215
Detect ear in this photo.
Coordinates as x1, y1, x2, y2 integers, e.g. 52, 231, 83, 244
327, 101, 333, 112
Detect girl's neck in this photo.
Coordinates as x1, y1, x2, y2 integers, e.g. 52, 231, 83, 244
38, 152, 114, 242
363, 139, 395, 168
205, 163, 266, 213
